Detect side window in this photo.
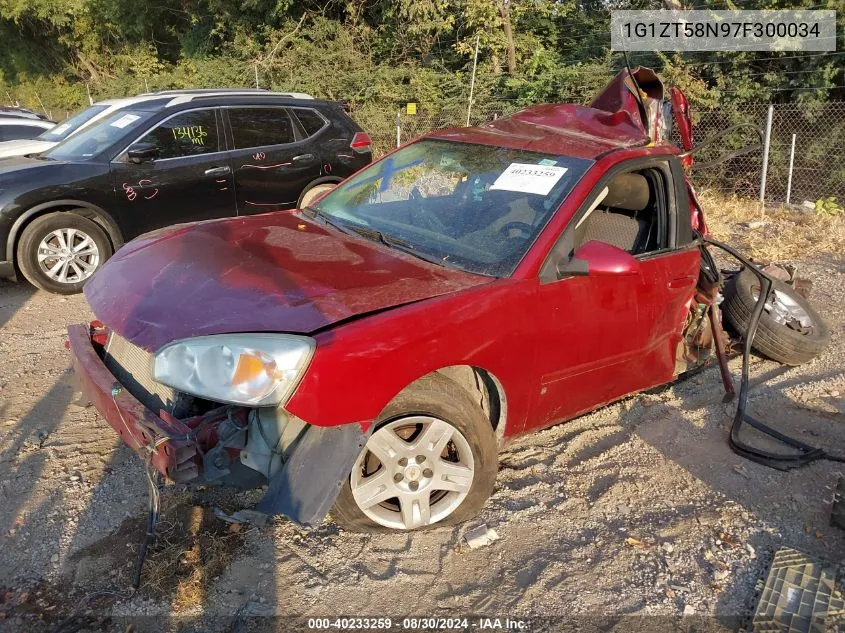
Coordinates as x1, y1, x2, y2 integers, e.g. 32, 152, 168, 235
291, 108, 328, 137
0, 125, 43, 141
138, 110, 219, 159
573, 165, 671, 256
227, 108, 295, 149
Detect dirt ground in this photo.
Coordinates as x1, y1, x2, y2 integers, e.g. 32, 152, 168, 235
0, 243, 843, 632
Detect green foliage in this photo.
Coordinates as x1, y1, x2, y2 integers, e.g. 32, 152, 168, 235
815, 197, 843, 217
0, 0, 841, 122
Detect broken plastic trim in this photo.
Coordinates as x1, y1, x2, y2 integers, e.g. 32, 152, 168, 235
702, 235, 845, 470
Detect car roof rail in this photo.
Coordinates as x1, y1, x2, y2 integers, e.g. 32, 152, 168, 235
139, 88, 272, 96
164, 91, 315, 107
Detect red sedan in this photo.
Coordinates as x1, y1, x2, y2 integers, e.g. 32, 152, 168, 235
67, 70, 825, 533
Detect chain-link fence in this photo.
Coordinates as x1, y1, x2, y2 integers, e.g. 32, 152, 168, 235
360, 100, 845, 207
355, 103, 523, 158
686, 101, 845, 205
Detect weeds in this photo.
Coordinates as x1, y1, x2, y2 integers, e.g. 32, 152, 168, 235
699, 189, 845, 262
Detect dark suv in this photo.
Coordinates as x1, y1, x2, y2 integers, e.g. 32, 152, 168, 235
0, 89, 372, 294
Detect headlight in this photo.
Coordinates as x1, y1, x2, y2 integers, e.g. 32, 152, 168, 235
152, 334, 315, 407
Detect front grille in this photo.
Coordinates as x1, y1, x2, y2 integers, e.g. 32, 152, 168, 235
103, 332, 176, 414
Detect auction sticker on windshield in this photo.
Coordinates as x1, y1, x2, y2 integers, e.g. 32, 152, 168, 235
110, 114, 140, 129
491, 163, 568, 196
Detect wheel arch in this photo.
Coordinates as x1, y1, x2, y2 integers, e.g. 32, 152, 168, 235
384, 365, 509, 443
296, 177, 343, 207
8, 200, 123, 265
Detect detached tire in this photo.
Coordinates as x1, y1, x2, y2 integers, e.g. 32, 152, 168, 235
16, 212, 112, 295
722, 267, 830, 365
331, 373, 498, 533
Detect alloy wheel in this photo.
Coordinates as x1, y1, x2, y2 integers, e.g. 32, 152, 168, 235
752, 286, 814, 333
37, 228, 100, 284
350, 416, 475, 530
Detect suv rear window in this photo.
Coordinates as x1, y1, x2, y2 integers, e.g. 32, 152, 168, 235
140, 109, 219, 159
227, 108, 295, 149
292, 108, 327, 137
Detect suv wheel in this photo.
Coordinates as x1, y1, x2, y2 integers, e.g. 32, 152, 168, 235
17, 212, 113, 294
298, 183, 336, 208
331, 373, 498, 532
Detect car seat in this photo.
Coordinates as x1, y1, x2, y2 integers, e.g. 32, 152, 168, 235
578, 172, 654, 254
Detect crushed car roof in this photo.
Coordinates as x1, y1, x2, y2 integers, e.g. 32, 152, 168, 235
428, 67, 671, 160
429, 104, 651, 160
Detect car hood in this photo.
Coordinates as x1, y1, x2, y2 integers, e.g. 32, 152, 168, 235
0, 154, 66, 181
0, 139, 55, 159
85, 212, 491, 352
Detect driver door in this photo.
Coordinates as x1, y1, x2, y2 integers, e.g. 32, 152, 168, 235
527, 158, 699, 432
109, 108, 237, 240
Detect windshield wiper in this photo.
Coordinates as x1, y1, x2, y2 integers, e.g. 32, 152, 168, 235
354, 227, 447, 267
301, 207, 446, 268
301, 206, 357, 236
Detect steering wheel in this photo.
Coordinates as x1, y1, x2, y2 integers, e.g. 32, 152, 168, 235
498, 221, 534, 240
409, 186, 448, 233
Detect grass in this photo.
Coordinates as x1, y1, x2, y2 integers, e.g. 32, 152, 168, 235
699, 189, 845, 263
141, 492, 247, 611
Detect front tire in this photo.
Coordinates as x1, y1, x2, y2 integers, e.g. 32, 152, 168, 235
331, 373, 498, 533
16, 212, 112, 295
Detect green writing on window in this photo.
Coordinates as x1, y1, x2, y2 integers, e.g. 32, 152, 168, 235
172, 125, 208, 145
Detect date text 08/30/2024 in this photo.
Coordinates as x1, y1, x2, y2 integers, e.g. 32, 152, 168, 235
307, 617, 531, 630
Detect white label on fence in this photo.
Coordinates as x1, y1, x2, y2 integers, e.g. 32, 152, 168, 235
110, 114, 140, 129
491, 163, 568, 196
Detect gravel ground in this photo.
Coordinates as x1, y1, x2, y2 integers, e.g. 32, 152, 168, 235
0, 252, 843, 632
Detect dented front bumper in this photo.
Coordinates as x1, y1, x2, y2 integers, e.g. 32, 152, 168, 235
67, 322, 371, 524
67, 323, 201, 479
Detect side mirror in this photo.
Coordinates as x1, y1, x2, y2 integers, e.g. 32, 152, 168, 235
556, 240, 640, 278
127, 143, 159, 164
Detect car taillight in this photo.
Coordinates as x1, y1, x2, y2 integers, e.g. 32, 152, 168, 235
350, 132, 372, 153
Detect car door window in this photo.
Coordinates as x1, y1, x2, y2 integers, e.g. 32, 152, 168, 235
573, 165, 671, 256
227, 108, 295, 150
0, 125, 42, 141
137, 109, 219, 159
291, 108, 328, 137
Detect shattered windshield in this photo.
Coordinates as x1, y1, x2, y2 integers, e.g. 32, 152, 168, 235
313, 139, 593, 277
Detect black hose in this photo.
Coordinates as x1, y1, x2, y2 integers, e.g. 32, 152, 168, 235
702, 235, 845, 469
133, 462, 163, 588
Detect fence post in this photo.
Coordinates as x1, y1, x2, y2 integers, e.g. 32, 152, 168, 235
395, 111, 401, 148
785, 133, 796, 205
466, 34, 480, 127
759, 104, 774, 205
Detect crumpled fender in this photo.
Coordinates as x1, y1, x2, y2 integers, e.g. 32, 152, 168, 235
257, 420, 372, 524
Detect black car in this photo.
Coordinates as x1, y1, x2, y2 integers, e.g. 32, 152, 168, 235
0, 90, 372, 294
